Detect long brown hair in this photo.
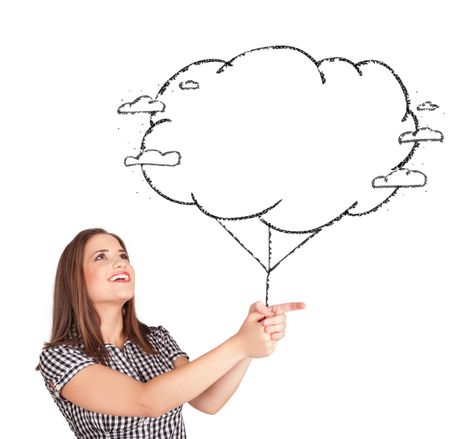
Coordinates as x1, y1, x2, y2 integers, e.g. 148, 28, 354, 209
37, 228, 158, 369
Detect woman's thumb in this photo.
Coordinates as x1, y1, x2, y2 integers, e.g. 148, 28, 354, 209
248, 310, 268, 323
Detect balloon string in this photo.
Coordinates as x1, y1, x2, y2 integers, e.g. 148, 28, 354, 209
266, 226, 272, 306
270, 229, 321, 272
215, 219, 268, 272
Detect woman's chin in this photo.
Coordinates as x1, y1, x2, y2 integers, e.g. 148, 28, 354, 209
91, 288, 134, 307
118, 290, 134, 302
106, 290, 134, 305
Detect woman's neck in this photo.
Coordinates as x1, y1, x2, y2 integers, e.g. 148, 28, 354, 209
97, 305, 125, 347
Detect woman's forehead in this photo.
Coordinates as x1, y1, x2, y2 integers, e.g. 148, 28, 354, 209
84, 234, 123, 254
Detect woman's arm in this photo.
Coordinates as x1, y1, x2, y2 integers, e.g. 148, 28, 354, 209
177, 302, 299, 414
61, 305, 273, 418
175, 356, 252, 414
62, 335, 245, 417
176, 302, 274, 415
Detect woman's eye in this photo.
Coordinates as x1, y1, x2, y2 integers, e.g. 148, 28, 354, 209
121, 253, 129, 260
95, 253, 106, 261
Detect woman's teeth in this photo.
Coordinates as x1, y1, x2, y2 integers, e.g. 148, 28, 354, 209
110, 274, 129, 281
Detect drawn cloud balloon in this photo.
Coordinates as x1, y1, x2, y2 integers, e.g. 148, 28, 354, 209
120, 46, 427, 304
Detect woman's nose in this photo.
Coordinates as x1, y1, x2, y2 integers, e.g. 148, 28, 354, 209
113, 256, 128, 268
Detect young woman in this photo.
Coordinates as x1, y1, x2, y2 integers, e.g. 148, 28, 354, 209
37, 228, 304, 438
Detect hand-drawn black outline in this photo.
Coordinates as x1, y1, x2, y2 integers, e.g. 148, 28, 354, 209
179, 80, 200, 90
148, 46, 419, 216
399, 126, 444, 144
346, 189, 400, 217
191, 193, 282, 221
140, 119, 173, 150
417, 101, 439, 111
372, 168, 427, 188
124, 149, 181, 167
121, 45, 441, 305
118, 95, 165, 114
141, 166, 195, 206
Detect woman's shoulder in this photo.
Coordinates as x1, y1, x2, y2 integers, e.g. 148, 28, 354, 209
39, 341, 93, 370
38, 342, 96, 384
142, 324, 180, 348
144, 324, 169, 339
40, 340, 85, 354
38, 342, 98, 402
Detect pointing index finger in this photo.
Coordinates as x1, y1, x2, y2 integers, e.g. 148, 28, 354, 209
269, 302, 305, 314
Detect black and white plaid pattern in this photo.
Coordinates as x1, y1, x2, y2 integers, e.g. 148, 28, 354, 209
39, 325, 190, 439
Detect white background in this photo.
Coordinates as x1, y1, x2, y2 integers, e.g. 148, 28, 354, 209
1, 1, 449, 438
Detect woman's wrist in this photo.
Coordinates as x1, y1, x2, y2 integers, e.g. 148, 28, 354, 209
226, 334, 248, 362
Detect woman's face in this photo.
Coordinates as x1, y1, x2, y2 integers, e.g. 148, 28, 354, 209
83, 233, 135, 307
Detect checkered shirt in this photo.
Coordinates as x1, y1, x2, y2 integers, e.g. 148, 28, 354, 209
39, 325, 190, 438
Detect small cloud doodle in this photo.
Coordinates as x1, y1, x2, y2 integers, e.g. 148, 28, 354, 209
179, 80, 200, 90
118, 96, 166, 114
398, 126, 443, 144
124, 149, 181, 167
372, 168, 427, 188
417, 101, 439, 111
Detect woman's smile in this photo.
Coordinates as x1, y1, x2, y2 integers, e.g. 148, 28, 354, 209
108, 271, 131, 282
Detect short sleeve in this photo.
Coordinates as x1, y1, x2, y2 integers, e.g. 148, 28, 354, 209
39, 345, 96, 400
152, 326, 189, 363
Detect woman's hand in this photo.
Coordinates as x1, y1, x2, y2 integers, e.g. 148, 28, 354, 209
260, 302, 305, 341
234, 302, 276, 359
234, 301, 305, 359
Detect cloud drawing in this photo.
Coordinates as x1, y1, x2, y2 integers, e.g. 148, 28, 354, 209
179, 80, 200, 90
372, 168, 427, 188
118, 96, 165, 114
417, 101, 439, 111
124, 149, 181, 167
123, 46, 424, 232
398, 126, 443, 143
